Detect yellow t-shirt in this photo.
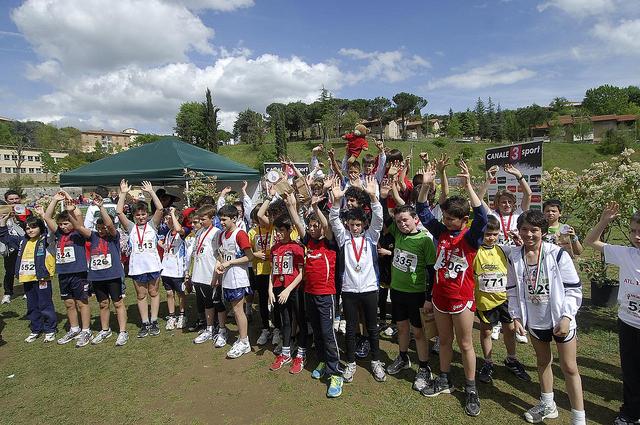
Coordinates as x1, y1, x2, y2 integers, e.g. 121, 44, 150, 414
18, 239, 56, 283
248, 225, 299, 275
473, 245, 508, 311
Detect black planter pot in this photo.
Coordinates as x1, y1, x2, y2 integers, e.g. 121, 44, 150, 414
590, 279, 619, 307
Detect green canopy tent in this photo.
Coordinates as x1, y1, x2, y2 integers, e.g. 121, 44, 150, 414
60, 137, 260, 187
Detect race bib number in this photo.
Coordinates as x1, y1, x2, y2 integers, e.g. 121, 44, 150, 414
478, 273, 507, 293
527, 279, 550, 304
90, 254, 112, 271
56, 246, 76, 264
136, 240, 155, 253
19, 259, 36, 275
392, 249, 418, 273
273, 254, 293, 275
435, 250, 468, 273
222, 251, 234, 262
626, 299, 640, 317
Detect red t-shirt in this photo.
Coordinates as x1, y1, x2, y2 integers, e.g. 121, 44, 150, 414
343, 133, 369, 159
432, 229, 478, 311
385, 175, 413, 209
304, 237, 337, 295
270, 241, 305, 288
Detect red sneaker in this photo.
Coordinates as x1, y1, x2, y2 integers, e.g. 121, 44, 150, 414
269, 354, 291, 371
289, 356, 305, 374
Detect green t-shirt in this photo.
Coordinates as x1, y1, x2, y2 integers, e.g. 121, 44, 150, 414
389, 224, 436, 293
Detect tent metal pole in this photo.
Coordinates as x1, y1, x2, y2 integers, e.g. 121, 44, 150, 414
184, 168, 191, 207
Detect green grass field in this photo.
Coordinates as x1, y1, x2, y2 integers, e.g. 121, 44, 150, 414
0, 257, 624, 425
219, 138, 640, 176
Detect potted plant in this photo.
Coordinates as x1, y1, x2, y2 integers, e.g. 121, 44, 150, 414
542, 148, 640, 306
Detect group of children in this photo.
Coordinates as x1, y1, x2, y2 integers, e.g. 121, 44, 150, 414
1, 137, 638, 425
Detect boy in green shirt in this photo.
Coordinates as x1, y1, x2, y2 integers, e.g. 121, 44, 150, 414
384, 204, 437, 392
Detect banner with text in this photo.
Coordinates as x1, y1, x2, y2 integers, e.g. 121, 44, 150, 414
263, 162, 311, 177
485, 141, 543, 210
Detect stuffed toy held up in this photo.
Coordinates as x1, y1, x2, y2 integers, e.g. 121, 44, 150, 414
342, 124, 369, 164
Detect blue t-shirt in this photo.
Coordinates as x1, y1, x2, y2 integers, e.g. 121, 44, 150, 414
54, 229, 88, 275
87, 231, 123, 282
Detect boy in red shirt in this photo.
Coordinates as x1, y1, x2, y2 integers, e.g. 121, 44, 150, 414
416, 161, 488, 417
268, 215, 306, 372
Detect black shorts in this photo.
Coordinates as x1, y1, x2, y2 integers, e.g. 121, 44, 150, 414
391, 288, 425, 328
251, 273, 269, 291
162, 276, 184, 293
529, 327, 577, 344
194, 283, 225, 311
59, 272, 90, 301
92, 278, 123, 302
476, 302, 513, 326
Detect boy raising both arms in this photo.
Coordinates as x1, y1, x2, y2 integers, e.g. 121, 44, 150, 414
44, 191, 92, 347
116, 180, 164, 338
416, 161, 487, 417
585, 203, 640, 425
329, 176, 385, 385
216, 204, 254, 359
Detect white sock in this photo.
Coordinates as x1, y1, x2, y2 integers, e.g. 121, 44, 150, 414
81, 328, 89, 333
297, 347, 306, 358
571, 409, 586, 424
207, 325, 213, 333
241, 336, 249, 344
70, 326, 80, 333
282, 346, 291, 357
541, 392, 554, 406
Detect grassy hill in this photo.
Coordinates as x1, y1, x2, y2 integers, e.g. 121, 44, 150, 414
219, 138, 640, 176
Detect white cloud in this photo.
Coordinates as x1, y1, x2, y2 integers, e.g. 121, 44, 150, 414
22, 54, 344, 132
339, 48, 430, 84
175, 0, 255, 11
427, 64, 536, 90
537, 0, 614, 17
12, 0, 214, 73
592, 19, 640, 55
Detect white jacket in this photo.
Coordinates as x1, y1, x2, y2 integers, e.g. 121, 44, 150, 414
506, 242, 582, 331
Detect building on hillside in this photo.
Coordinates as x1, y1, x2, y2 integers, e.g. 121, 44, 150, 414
122, 128, 139, 144
361, 119, 400, 139
0, 146, 68, 182
80, 129, 133, 152
0, 116, 13, 123
531, 114, 638, 142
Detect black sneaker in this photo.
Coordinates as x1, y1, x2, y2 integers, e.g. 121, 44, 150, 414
614, 415, 640, 425
504, 358, 531, 382
137, 323, 150, 338
478, 361, 494, 384
465, 390, 481, 417
421, 375, 454, 397
149, 321, 160, 336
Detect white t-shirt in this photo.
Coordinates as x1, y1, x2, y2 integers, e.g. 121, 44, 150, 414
524, 262, 553, 329
84, 203, 118, 231
490, 207, 523, 245
191, 226, 221, 285
127, 221, 161, 275
604, 244, 640, 329
219, 228, 250, 290
161, 231, 187, 278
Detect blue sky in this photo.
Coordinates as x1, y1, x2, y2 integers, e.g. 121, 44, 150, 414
0, 0, 638, 133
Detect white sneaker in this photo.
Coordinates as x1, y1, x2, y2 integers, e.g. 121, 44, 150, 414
227, 339, 251, 359
1, 295, 11, 304
333, 319, 340, 332
339, 320, 346, 334
257, 329, 271, 346
25, 332, 40, 343
271, 328, 281, 346
115, 331, 129, 346
516, 332, 529, 344
176, 315, 185, 329
214, 329, 228, 348
491, 324, 501, 340
193, 329, 213, 344
43, 332, 56, 343
165, 316, 177, 330
91, 329, 113, 345
524, 401, 558, 423
342, 362, 357, 383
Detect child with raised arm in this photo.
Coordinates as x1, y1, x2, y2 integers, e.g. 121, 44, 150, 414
70, 196, 128, 346
543, 199, 583, 258
44, 191, 92, 347
0, 212, 56, 342
416, 161, 487, 417
329, 175, 384, 385
160, 207, 189, 330
479, 164, 532, 245
215, 204, 254, 359
116, 179, 164, 338
585, 202, 639, 425
507, 210, 585, 425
